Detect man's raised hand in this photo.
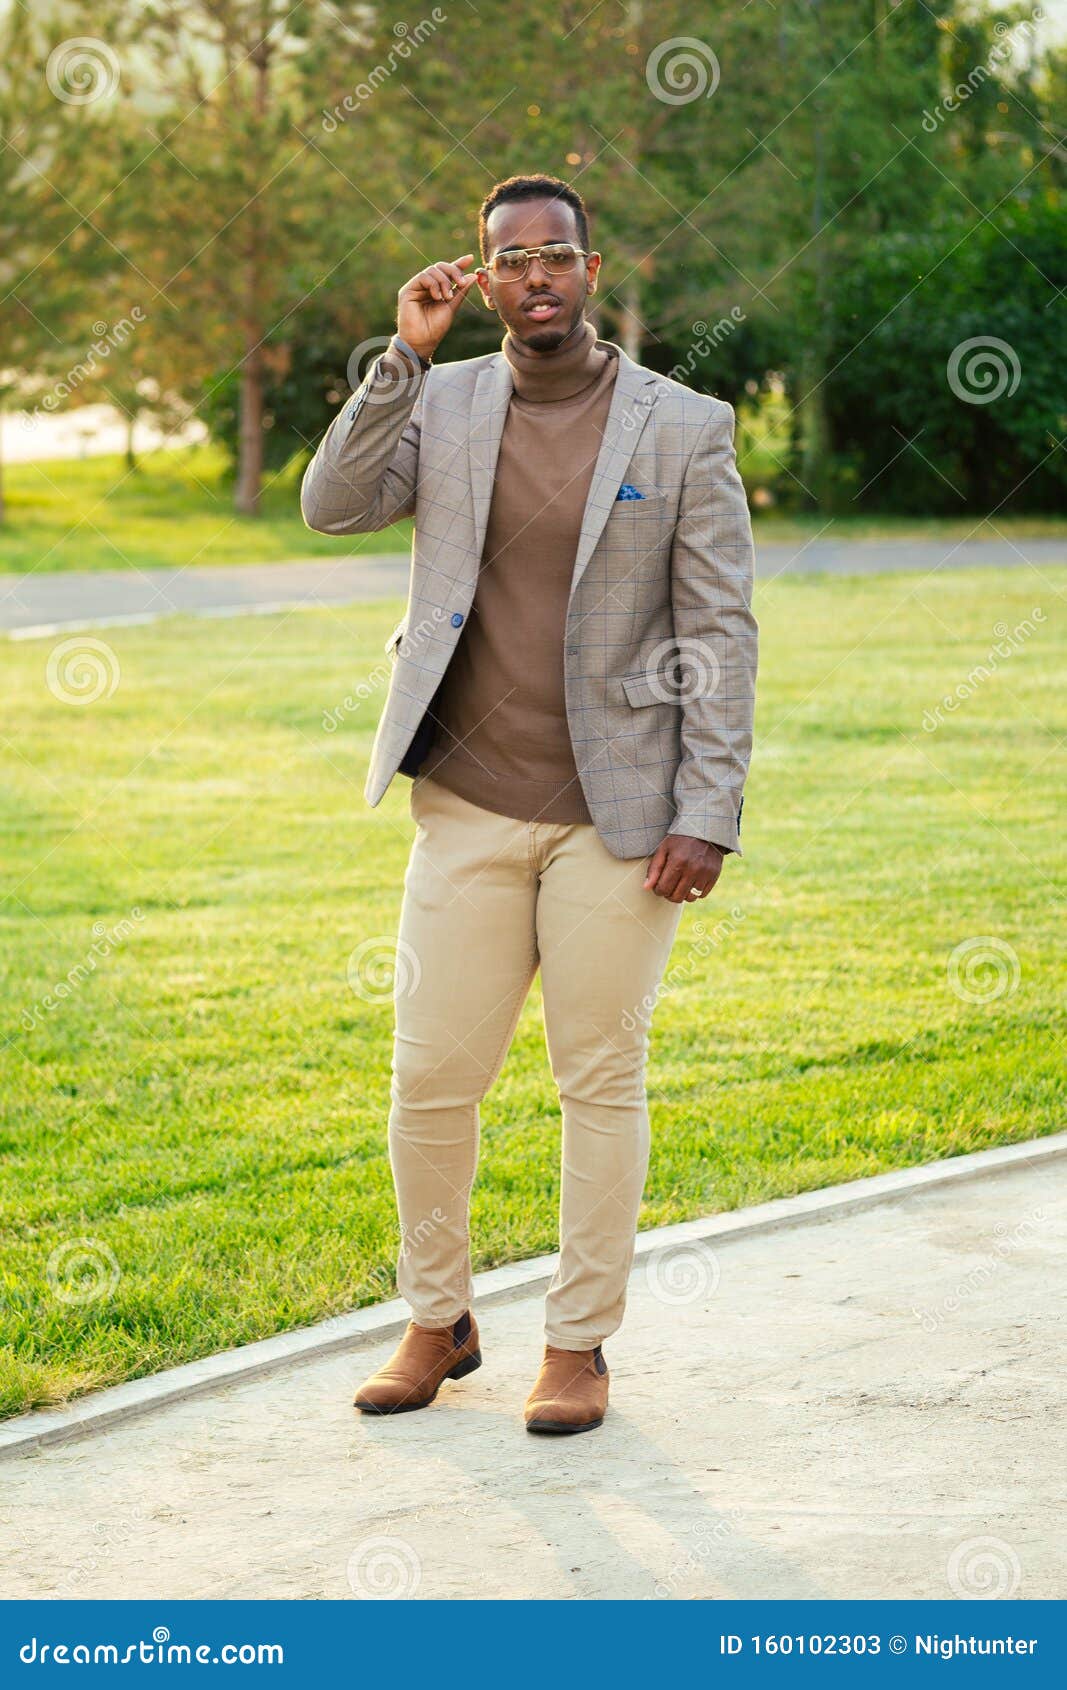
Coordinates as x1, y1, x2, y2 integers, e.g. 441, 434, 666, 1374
396, 255, 478, 361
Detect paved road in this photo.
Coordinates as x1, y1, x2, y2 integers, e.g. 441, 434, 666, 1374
3, 538, 1064, 637
2, 1154, 1062, 1600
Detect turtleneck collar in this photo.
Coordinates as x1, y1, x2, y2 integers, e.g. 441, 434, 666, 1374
501, 316, 611, 402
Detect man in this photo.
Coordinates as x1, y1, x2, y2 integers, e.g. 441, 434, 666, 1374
301, 173, 757, 1435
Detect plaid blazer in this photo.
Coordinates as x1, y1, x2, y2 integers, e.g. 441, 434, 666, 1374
301, 335, 758, 859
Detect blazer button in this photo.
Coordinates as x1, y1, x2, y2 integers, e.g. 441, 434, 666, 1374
451, 612, 464, 627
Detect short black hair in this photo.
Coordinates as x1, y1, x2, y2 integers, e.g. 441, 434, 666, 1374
478, 174, 590, 261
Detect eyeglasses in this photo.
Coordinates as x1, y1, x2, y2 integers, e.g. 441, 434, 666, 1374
482, 242, 590, 282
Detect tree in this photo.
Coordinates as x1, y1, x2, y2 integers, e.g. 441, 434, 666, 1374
0, 6, 112, 522
118, 0, 395, 514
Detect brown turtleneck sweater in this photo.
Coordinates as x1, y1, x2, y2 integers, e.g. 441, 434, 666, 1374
419, 318, 619, 822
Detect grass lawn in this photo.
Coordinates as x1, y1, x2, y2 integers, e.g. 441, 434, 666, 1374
1, 445, 1065, 573
1, 567, 1064, 1419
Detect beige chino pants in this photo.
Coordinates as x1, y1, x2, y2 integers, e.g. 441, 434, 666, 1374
387, 773, 685, 1351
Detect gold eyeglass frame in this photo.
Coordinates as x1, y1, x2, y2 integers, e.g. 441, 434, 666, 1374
479, 243, 591, 283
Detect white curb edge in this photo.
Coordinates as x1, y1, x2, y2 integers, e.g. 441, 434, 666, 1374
8, 601, 347, 641
3, 1131, 1064, 1460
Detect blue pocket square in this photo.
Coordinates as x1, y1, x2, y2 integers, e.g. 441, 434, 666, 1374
616, 483, 646, 501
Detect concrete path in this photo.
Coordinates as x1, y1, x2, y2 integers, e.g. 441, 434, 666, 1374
3, 537, 1064, 638
2, 1153, 1062, 1601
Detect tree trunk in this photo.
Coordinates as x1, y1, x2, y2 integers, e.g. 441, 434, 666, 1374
615, 272, 643, 363
0, 404, 5, 525
125, 413, 137, 473
234, 48, 269, 518
235, 341, 263, 516
800, 9, 830, 510
797, 352, 829, 507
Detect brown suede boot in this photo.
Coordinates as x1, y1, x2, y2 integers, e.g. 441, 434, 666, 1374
524, 1342, 609, 1434
353, 1311, 481, 1414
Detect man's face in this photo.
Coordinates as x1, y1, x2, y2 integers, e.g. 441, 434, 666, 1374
477, 196, 601, 351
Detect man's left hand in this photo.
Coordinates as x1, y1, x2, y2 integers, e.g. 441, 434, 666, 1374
643, 834, 725, 903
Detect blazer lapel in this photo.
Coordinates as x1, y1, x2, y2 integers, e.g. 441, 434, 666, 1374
467, 339, 660, 597
467, 357, 513, 578
569, 347, 659, 596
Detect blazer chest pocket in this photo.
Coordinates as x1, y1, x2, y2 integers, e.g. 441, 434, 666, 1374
606, 488, 675, 543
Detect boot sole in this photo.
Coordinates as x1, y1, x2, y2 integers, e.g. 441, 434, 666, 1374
354, 1348, 482, 1414
525, 1413, 604, 1435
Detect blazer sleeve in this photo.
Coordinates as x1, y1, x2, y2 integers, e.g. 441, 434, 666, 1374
300, 339, 424, 535
667, 401, 758, 858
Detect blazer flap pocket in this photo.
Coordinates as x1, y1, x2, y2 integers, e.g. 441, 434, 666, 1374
621, 670, 672, 708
